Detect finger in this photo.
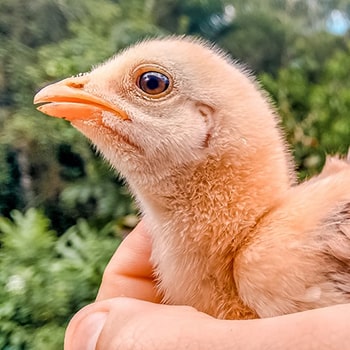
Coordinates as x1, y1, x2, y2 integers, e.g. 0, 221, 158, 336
64, 298, 164, 350
96, 220, 162, 303
64, 301, 109, 350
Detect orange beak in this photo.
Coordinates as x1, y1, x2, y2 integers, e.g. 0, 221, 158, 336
33, 75, 129, 122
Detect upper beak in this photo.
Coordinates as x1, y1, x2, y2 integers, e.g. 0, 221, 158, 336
33, 75, 129, 122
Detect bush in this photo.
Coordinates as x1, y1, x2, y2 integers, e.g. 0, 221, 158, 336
0, 209, 122, 349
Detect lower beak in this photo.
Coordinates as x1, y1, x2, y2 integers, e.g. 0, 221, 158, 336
33, 76, 129, 122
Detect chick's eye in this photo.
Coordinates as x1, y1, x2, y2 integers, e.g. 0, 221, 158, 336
138, 71, 170, 95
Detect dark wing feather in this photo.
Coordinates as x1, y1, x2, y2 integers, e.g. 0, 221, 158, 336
321, 202, 350, 295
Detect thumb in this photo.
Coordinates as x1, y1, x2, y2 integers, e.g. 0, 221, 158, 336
64, 298, 160, 350
64, 302, 108, 350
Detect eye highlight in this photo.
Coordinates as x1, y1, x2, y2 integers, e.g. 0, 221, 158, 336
137, 71, 170, 96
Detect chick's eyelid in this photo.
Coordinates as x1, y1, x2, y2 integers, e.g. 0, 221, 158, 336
131, 63, 170, 76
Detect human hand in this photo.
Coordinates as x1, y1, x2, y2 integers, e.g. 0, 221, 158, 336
65, 221, 350, 350
95, 220, 161, 304
64, 221, 217, 350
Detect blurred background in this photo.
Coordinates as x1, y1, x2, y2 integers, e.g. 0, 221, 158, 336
1, 0, 350, 348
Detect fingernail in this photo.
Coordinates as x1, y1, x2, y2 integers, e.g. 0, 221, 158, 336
69, 312, 108, 350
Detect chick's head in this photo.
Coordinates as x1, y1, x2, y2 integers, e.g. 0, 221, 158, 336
34, 38, 270, 184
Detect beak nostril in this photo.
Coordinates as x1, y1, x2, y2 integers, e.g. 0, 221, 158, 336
68, 82, 85, 89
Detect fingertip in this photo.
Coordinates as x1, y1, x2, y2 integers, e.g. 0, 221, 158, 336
128, 219, 151, 242
65, 304, 108, 350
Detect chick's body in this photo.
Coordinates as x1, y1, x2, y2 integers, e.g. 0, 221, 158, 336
34, 37, 350, 319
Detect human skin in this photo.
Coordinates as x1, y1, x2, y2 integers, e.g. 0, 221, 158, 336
64, 222, 350, 350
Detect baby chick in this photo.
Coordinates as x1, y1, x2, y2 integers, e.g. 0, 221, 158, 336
34, 37, 350, 320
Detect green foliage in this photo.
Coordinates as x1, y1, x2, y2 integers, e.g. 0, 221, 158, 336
261, 38, 350, 178
0, 209, 121, 349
